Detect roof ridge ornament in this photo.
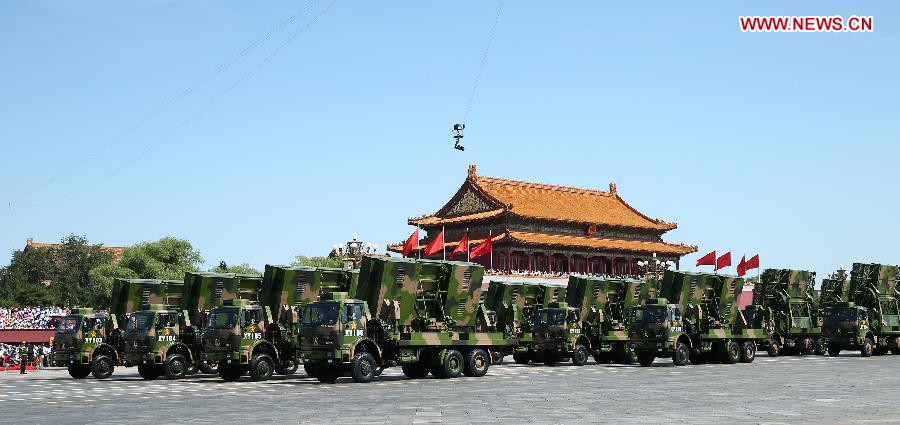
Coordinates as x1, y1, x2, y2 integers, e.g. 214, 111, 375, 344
609, 182, 617, 194
468, 164, 477, 179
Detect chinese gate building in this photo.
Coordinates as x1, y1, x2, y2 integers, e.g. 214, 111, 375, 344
389, 165, 696, 275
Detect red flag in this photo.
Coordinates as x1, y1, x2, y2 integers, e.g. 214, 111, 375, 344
745, 254, 760, 270
696, 251, 716, 267
716, 252, 731, 271
424, 230, 444, 256
451, 233, 469, 258
470, 234, 493, 259
402, 229, 419, 257
737, 255, 747, 277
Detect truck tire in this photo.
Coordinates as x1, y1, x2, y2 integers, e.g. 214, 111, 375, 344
490, 350, 504, 365
637, 353, 655, 367
438, 350, 464, 378
890, 337, 900, 355
316, 366, 339, 383
277, 359, 298, 375
827, 344, 840, 357
219, 364, 245, 382
138, 363, 160, 380
619, 344, 638, 365
740, 341, 756, 363
766, 339, 781, 357
815, 338, 827, 355
571, 345, 590, 366
249, 354, 274, 381
91, 355, 115, 379
67, 365, 91, 379
401, 363, 429, 379
861, 338, 874, 357
721, 341, 740, 364
673, 343, 690, 366
512, 353, 531, 364
303, 363, 319, 378
350, 353, 377, 383
463, 349, 490, 377
164, 354, 187, 380
199, 361, 217, 375
185, 361, 199, 376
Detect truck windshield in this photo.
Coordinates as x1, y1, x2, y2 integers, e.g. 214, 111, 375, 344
207, 309, 238, 329
302, 303, 341, 326
126, 312, 155, 332
632, 306, 666, 323
533, 309, 566, 326
825, 308, 856, 322
56, 316, 80, 333
790, 304, 809, 318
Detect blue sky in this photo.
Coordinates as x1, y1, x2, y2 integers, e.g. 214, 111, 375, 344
1, 1, 897, 280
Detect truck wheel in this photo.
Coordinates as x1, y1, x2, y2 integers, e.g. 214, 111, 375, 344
740, 341, 756, 363
827, 344, 840, 357
571, 345, 590, 366
303, 363, 318, 378
861, 338, 874, 357
401, 363, 429, 379
249, 354, 274, 381
490, 350, 504, 365
512, 353, 531, 364
185, 361, 199, 376
316, 366, 339, 383
766, 339, 781, 357
199, 361, 217, 375
277, 359, 298, 375
721, 341, 740, 364
138, 363, 160, 380
637, 353, 655, 367
463, 349, 490, 377
673, 343, 690, 366
219, 364, 244, 382
890, 337, 900, 355
67, 365, 91, 379
439, 350, 464, 378
620, 344, 638, 365
350, 353, 377, 383
91, 355, 115, 379
164, 354, 187, 380
815, 338, 828, 355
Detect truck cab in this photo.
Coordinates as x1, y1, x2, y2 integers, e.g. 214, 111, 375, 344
123, 305, 203, 379
202, 299, 293, 381
630, 299, 686, 366
52, 308, 122, 379
823, 301, 900, 356
531, 302, 585, 366
299, 293, 374, 383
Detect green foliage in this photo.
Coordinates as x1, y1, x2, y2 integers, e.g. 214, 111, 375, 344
88, 264, 139, 308
119, 236, 203, 280
291, 255, 343, 268
209, 262, 260, 275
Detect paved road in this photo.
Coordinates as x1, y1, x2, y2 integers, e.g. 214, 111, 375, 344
2, 354, 899, 424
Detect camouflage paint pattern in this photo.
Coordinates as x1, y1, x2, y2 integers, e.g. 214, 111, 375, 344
823, 263, 900, 350
750, 269, 822, 349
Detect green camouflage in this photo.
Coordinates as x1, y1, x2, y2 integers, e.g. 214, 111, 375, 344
630, 270, 766, 367
749, 269, 823, 355
822, 263, 900, 355
300, 257, 512, 383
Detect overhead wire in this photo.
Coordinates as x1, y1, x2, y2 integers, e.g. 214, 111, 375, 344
462, 0, 505, 125
9, 0, 321, 207
19, 0, 341, 209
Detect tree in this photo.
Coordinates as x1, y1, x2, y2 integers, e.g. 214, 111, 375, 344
119, 236, 203, 280
50, 235, 115, 307
209, 261, 260, 275
291, 255, 343, 268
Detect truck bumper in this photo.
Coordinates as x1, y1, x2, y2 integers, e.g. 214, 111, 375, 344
302, 349, 346, 364
202, 351, 242, 365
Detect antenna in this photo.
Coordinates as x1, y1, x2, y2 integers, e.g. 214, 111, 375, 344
452, 123, 465, 151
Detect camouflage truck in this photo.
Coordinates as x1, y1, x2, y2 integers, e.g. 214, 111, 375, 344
53, 278, 170, 379
480, 280, 566, 364
202, 267, 358, 381
822, 263, 900, 357
529, 276, 652, 366
750, 269, 824, 356
121, 272, 224, 380
630, 270, 768, 366
299, 257, 513, 383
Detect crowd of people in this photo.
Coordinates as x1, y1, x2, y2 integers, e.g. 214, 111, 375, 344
1, 342, 51, 371
486, 269, 643, 279
0, 306, 70, 329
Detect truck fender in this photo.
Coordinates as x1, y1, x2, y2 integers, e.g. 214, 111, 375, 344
575, 335, 592, 351
675, 333, 692, 350
250, 340, 280, 362
92, 343, 120, 364
351, 338, 383, 363
163, 343, 193, 363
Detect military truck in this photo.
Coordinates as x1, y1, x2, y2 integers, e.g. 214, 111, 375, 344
750, 269, 824, 356
480, 280, 566, 364
202, 267, 358, 381
530, 276, 651, 366
822, 263, 900, 357
121, 272, 224, 380
53, 278, 168, 379
299, 257, 513, 383
631, 271, 768, 366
